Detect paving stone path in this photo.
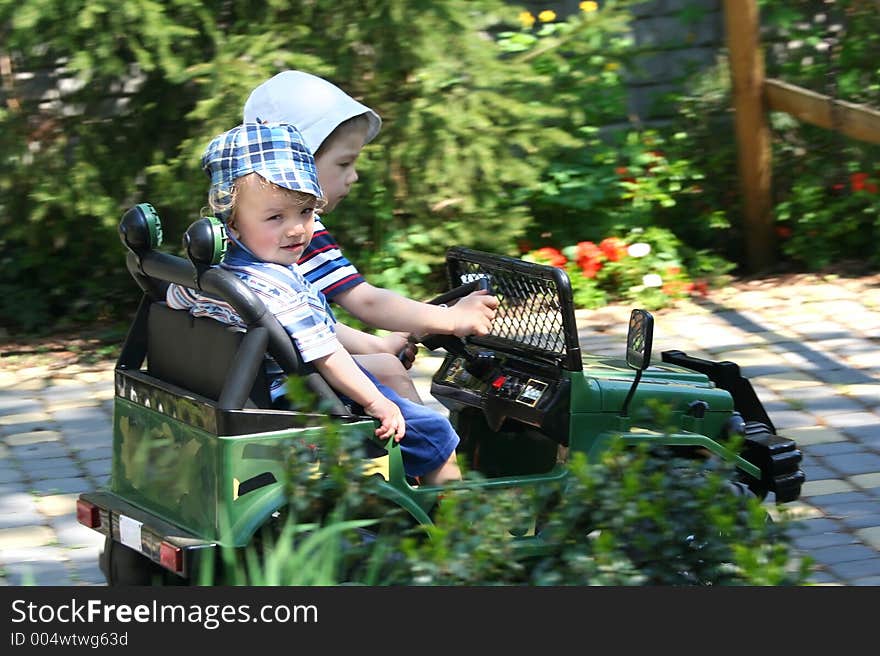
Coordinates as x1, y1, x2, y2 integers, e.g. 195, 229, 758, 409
3, 272, 880, 585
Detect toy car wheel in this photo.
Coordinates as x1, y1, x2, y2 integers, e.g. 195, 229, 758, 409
725, 480, 755, 498
100, 537, 185, 586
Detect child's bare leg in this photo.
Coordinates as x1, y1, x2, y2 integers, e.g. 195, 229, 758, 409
353, 353, 423, 404
419, 450, 461, 486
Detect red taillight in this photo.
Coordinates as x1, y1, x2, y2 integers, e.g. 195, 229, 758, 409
76, 499, 101, 528
159, 541, 183, 573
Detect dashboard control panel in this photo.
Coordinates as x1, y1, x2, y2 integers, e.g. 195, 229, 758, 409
431, 351, 565, 431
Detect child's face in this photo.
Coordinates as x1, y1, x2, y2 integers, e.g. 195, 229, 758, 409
315, 123, 369, 213
229, 174, 318, 266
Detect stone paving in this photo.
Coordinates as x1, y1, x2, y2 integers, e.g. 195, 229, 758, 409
3, 272, 880, 585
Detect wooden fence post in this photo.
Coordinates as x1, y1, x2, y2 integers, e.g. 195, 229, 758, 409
723, 0, 774, 273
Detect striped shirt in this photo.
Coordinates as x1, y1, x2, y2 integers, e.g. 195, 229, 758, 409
297, 216, 365, 299
166, 244, 339, 400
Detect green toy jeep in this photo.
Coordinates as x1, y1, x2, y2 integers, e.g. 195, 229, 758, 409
76, 203, 804, 584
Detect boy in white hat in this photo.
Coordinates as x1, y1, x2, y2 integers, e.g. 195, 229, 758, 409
243, 71, 499, 401
172, 121, 462, 485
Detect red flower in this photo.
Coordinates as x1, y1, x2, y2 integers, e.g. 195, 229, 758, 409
580, 259, 602, 279
599, 237, 627, 262
663, 279, 694, 297
575, 240, 602, 261
573, 241, 604, 277
775, 226, 792, 239
851, 172, 878, 194
690, 280, 709, 297
533, 247, 567, 268
614, 166, 637, 185
517, 239, 534, 254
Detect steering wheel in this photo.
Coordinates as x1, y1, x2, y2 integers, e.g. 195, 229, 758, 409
412, 277, 493, 357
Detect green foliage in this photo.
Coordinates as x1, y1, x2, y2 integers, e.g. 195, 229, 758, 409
397, 486, 535, 585
200, 416, 808, 586
201, 414, 420, 585
0, 0, 596, 332
497, 1, 632, 129
775, 165, 880, 269
210, 515, 380, 586
529, 0, 880, 274
0, 0, 214, 332
503, 6, 740, 267
759, 0, 880, 269
760, 0, 880, 107
530, 444, 809, 586
667, 0, 880, 271
4, 0, 879, 331
523, 127, 730, 246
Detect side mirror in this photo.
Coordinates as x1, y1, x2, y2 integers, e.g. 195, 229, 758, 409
626, 309, 654, 371
620, 309, 654, 418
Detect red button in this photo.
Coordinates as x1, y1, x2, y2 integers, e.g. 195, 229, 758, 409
491, 376, 507, 389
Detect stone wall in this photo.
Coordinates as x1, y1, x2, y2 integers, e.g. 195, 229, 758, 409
517, 0, 726, 122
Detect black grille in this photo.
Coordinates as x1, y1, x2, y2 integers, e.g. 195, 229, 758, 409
445, 247, 582, 371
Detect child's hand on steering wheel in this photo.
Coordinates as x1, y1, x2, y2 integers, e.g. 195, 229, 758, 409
383, 332, 418, 369
449, 290, 499, 337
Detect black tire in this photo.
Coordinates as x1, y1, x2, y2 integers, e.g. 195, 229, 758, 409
100, 537, 187, 586
725, 480, 756, 498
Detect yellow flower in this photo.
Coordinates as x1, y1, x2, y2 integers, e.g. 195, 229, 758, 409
519, 11, 536, 27
580, 1, 599, 12
604, 62, 620, 71
538, 10, 557, 22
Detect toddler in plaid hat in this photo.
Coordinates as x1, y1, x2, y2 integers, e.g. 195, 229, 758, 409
201, 122, 323, 222
168, 121, 462, 485
243, 70, 498, 405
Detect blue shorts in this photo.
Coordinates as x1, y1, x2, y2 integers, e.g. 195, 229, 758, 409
356, 368, 460, 478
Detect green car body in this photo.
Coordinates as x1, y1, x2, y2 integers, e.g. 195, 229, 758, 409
77, 207, 803, 584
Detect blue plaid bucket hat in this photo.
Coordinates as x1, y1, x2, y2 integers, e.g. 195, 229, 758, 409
202, 122, 323, 219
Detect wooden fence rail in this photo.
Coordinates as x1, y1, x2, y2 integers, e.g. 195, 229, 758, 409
764, 78, 880, 146
724, 0, 880, 272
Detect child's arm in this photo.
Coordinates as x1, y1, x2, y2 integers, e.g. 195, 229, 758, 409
334, 323, 410, 357
312, 344, 406, 441
334, 283, 498, 338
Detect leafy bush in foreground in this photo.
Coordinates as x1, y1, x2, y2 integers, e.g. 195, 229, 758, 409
214, 428, 810, 586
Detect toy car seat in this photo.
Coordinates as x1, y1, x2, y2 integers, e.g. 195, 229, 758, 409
116, 203, 350, 416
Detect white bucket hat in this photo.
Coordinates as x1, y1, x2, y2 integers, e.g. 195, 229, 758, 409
243, 70, 382, 155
